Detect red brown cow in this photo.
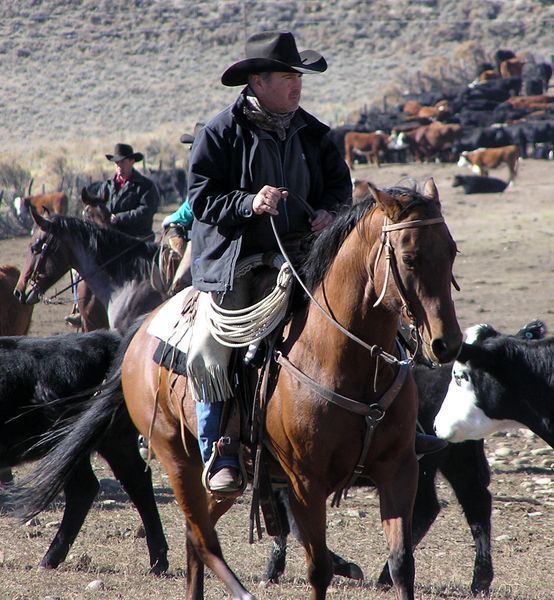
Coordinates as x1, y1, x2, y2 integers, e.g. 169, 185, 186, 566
352, 179, 372, 204
458, 145, 520, 182
413, 122, 463, 162
506, 94, 554, 111
0, 264, 34, 484
344, 130, 388, 169
14, 192, 68, 230
0, 265, 33, 336
16, 192, 68, 215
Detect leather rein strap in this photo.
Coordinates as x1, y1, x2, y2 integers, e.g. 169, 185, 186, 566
276, 341, 409, 502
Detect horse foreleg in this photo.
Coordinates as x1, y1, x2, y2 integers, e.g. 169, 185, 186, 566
287, 485, 332, 600
265, 487, 363, 585
186, 527, 204, 598
378, 463, 417, 600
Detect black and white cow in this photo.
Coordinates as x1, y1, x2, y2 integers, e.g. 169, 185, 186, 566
434, 321, 554, 445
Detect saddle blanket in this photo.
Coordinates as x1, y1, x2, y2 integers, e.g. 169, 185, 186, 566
147, 286, 198, 374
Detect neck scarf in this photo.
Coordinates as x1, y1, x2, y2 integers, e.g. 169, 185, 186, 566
243, 92, 296, 141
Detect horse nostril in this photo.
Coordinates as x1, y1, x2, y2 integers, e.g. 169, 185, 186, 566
13, 288, 23, 303
431, 338, 451, 362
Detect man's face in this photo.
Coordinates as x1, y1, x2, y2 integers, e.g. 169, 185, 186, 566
115, 157, 134, 179
253, 71, 303, 113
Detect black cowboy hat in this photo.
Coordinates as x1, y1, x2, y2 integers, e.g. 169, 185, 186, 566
180, 122, 205, 144
221, 31, 327, 87
105, 143, 144, 162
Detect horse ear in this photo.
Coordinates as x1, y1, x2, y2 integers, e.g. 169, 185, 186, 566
30, 203, 52, 231
422, 178, 440, 203
365, 181, 398, 215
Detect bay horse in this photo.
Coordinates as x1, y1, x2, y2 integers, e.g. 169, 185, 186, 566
113, 178, 462, 599
0, 329, 169, 574
13, 208, 167, 334
264, 318, 549, 594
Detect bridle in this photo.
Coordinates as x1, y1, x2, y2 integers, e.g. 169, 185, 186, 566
271, 209, 450, 368
24, 225, 156, 304
372, 215, 447, 359
26, 231, 56, 292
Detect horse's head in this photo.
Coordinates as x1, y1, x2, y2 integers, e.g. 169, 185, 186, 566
13, 206, 71, 305
366, 178, 462, 364
81, 186, 111, 228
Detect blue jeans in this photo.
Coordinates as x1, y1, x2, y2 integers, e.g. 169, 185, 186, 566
195, 400, 238, 472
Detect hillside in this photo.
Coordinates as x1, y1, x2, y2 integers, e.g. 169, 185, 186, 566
1, 0, 553, 171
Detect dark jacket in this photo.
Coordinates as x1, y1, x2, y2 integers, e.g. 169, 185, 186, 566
99, 169, 160, 239
188, 90, 352, 292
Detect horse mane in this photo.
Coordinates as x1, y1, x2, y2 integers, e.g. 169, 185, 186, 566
301, 185, 436, 291
50, 215, 158, 281
301, 198, 373, 291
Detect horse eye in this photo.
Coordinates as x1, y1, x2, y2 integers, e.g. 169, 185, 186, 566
402, 255, 416, 269
31, 240, 43, 255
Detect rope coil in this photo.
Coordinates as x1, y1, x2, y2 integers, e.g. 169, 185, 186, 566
206, 254, 293, 348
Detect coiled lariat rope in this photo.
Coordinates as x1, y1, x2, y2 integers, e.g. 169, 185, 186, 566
206, 253, 293, 348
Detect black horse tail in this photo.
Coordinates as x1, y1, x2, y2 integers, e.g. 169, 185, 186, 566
11, 317, 146, 521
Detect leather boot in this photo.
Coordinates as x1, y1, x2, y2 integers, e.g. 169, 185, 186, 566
415, 432, 448, 455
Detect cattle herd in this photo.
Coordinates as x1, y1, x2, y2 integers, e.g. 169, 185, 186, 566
332, 48, 553, 193
0, 45, 553, 599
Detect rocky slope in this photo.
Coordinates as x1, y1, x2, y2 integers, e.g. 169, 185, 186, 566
1, 0, 552, 162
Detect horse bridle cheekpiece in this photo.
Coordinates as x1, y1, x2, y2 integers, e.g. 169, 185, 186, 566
373, 216, 446, 356
28, 231, 55, 294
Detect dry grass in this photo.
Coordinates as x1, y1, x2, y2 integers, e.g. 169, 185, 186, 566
1, 0, 552, 188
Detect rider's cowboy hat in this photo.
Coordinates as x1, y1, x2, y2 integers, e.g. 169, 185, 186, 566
106, 143, 144, 162
180, 122, 205, 144
221, 31, 327, 87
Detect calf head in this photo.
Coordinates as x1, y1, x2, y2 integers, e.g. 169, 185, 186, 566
434, 322, 549, 442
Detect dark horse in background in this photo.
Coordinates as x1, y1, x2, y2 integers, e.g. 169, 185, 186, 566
14, 204, 167, 335
0, 330, 169, 574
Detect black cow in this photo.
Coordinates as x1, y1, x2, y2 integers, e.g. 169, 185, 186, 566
435, 322, 554, 446
454, 126, 514, 154
452, 175, 509, 194
1, 330, 169, 574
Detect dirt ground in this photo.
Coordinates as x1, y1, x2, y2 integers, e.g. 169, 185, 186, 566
0, 158, 553, 599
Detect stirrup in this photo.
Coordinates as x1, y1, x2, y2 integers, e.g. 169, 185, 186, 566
202, 438, 248, 498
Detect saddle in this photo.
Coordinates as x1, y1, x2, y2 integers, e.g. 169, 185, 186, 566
148, 261, 294, 539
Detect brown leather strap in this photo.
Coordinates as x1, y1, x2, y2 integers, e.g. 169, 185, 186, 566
275, 348, 409, 417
